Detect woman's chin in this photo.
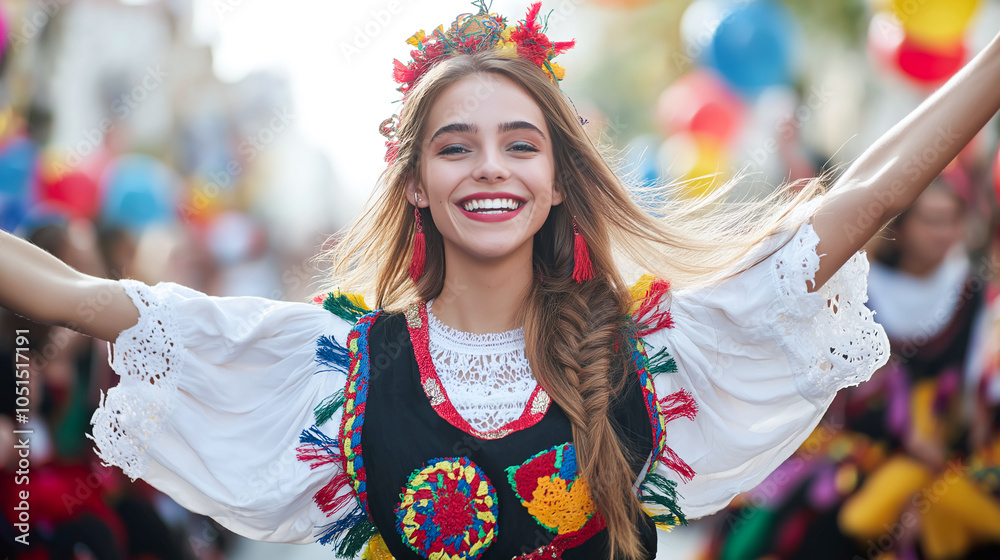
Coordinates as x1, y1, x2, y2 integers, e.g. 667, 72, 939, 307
449, 239, 533, 264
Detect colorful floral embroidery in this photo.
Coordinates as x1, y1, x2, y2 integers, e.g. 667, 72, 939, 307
505, 443, 597, 534
361, 534, 394, 560
295, 308, 382, 557
394, 456, 499, 560
407, 302, 550, 440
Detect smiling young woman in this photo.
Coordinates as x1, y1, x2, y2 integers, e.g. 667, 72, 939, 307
2, 2, 1000, 559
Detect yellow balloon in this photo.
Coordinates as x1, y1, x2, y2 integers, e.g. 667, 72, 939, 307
891, 0, 979, 47
667, 134, 728, 198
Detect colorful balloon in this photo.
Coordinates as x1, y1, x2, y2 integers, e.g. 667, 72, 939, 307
897, 37, 967, 85
100, 154, 177, 232
0, 137, 38, 197
40, 170, 100, 220
993, 145, 1000, 202
867, 14, 967, 86
656, 70, 746, 145
680, 0, 730, 66
622, 135, 663, 191
661, 133, 729, 198
707, 0, 797, 96
891, 0, 979, 49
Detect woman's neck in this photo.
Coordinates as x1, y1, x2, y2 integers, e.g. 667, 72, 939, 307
431, 242, 534, 334
896, 253, 944, 279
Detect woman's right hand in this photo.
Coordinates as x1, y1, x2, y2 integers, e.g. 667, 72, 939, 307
0, 229, 138, 341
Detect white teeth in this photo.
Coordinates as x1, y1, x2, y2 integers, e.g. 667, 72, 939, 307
462, 198, 522, 213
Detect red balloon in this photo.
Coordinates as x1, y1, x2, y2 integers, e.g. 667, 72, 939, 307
656, 70, 745, 145
897, 36, 967, 84
40, 171, 100, 220
993, 145, 1000, 200
867, 13, 967, 86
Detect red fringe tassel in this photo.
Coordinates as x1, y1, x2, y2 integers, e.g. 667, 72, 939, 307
313, 472, 355, 516
409, 207, 426, 283
660, 445, 695, 482
295, 445, 340, 469
635, 277, 673, 336
660, 389, 698, 423
572, 219, 593, 283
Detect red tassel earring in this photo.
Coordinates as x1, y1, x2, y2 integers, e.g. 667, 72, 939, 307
409, 206, 426, 283
572, 218, 593, 283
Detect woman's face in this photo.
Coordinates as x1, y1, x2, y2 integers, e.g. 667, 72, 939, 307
409, 73, 561, 263
899, 189, 963, 267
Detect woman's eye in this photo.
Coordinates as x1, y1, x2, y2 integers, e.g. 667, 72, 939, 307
509, 142, 538, 153
438, 145, 468, 155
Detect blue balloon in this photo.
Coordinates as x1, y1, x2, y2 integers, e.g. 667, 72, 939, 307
622, 135, 662, 191
0, 194, 28, 233
101, 155, 177, 232
0, 137, 38, 197
707, 0, 797, 96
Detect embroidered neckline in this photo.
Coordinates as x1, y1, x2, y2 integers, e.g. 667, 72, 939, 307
407, 301, 551, 440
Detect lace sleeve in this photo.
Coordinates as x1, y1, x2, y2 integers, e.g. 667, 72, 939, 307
89, 280, 354, 543
90, 280, 182, 478
771, 222, 889, 402
641, 219, 889, 519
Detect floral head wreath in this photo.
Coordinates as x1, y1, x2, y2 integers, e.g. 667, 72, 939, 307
379, 0, 576, 164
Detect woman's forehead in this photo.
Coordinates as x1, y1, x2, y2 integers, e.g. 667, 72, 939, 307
423, 74, 548, 138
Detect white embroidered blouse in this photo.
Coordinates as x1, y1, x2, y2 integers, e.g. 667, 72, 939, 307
89, 215, 889, 544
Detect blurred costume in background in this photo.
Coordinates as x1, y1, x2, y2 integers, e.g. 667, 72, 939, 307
707, 178, 1000, 560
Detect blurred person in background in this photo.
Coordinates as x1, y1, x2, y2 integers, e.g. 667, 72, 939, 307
706, 172, 1000, 560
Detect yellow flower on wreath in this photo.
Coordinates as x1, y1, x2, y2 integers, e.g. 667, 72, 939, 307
406, 29, 426, 46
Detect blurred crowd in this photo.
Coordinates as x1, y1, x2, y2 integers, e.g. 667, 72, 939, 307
0, 0, 337, 559
1, 0, 1000, 559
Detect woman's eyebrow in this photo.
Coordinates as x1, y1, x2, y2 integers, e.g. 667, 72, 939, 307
428, 121, 546, 144
429, 122, 477, 143
499, 120, 545, 138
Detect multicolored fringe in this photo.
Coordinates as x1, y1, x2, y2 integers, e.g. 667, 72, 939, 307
626, 289, 697, 528
629, 273, 673, 337
313, 291, 372, 324
645, 346, 677, 378
639, 471, 687, 530
295, 306, 382, 559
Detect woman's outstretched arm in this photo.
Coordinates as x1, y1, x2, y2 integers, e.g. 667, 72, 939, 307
810, 31, 1000, 291
0, 229, 138, 341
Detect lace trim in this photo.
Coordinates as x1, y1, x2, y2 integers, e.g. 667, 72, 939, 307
426, 299, 538, 433
426, 299, 525, 353
769, 222, 889, 403
88, 280, 182, 480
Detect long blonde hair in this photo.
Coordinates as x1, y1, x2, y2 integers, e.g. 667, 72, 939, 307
320, 52, 822, 558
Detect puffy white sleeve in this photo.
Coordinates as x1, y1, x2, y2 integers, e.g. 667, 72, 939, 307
89, 280, 352, 543
644, 219, 889, 519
